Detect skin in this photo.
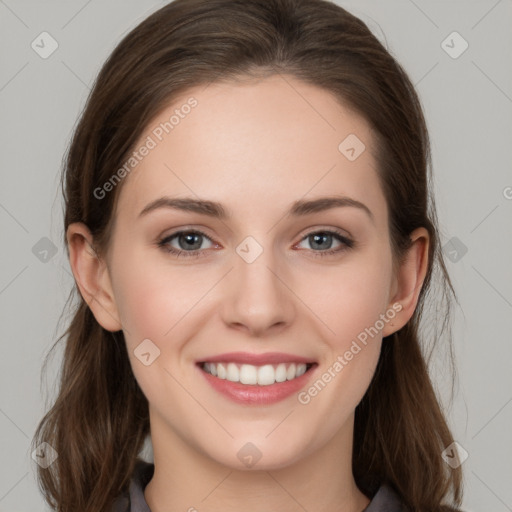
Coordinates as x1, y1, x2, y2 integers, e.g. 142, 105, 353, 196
67, 74, 429, 512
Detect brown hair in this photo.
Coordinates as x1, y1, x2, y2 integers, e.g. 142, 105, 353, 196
32, 0, 464, 510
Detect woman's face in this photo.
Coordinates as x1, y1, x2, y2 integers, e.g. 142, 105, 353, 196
102, 74, 402, 469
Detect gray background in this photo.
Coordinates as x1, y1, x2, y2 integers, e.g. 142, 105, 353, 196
1, 1, 511, 511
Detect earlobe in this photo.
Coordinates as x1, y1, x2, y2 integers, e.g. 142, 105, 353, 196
66, 222, 122, 332
382, 227, 430, 337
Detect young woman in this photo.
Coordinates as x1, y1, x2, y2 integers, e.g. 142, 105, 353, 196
32, 0, 464, 511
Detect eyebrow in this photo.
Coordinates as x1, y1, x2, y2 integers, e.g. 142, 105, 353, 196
138, 195, 374, 223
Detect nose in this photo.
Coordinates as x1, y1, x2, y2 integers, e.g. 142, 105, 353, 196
220, 244, 296, 337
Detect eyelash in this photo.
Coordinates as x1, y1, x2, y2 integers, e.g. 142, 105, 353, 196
157, 228, 355, 259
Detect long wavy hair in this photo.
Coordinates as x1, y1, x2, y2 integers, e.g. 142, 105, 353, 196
32, 0, 464, 510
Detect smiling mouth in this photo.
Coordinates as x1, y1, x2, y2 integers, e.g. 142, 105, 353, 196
198, 361, 316, 386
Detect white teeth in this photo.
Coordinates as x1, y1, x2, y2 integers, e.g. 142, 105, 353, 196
202, 362, 309, 385
286, 363, 296, 380
257, 364, 274, 386
240, 364, 258, 385
275, 363, 287, 382
296, 364, 306, 377
217, 363, 227, 379
226, 363, 239, 382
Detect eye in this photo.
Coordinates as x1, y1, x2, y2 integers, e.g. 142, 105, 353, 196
295, 229, 354, 257
157, 228, 354, 259
157, 229, 216, 258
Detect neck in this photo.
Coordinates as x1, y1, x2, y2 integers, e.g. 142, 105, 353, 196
144, 409, 371, 512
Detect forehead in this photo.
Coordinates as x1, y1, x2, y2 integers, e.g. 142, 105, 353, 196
114, 74, 387, 227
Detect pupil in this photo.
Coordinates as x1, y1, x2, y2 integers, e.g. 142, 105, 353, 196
181, 233, 201, 250
311, 233, 331, 250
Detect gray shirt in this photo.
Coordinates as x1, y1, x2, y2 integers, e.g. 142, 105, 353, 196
112, 460, 407, 511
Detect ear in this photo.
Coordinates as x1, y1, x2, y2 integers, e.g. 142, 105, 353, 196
382, 227, 430, 337
66, 222, 122, 332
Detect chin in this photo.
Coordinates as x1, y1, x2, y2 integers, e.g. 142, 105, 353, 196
203, 435, 315, 472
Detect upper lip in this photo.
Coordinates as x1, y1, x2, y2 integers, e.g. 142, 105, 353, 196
197, 352, 316, 365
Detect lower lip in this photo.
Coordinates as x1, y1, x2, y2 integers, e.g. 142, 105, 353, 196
197, 363, 318, 405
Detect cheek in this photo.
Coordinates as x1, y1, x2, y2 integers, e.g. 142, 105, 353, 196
301, 255, 391, 421
111, 248, 207, 344
304, 250, 392, 347
110, 259, 196, 397
115, 276, 171, 346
